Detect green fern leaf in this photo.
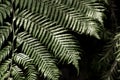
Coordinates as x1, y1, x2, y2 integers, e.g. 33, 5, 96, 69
0, 45, 12, 63
14, 0, 104, 39
114, 33, 120, 61
17, 32, 60, 80
101, 33, 120, 80
102, 61, 120, 80
0, 0, 108, 79
54, 0, 105, 23
0, 3, 11, 24
13, 53, 38, 80
15, 10, 81, 73
0, 71, 10, 80
0, 24, 12, 48
15, 0, 105, 23
11, 65, 25, 80
0, 59, 11, 79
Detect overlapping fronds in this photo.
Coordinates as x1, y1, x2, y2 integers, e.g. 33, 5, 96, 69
0, 1, 11, 24
0, 24, 12, 48
0, 0, 108, 80
14, 10, 81, 72
0, 45, 12, 63
0, 59, 11, 79
14, 0, 105, 39
11, 65, 25, 80
48, 0, 105, 23
17, 32, 60, 80
13, 53, 38, 80
99, 41, 115, 66
103, 61, 120, 80
0, 71, 10, 80
101, 33, 120, 80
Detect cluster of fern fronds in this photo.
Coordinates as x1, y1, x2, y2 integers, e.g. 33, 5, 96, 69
0, 0, 119, 80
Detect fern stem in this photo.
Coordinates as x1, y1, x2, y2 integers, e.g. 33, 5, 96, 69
9, 0, 15, 78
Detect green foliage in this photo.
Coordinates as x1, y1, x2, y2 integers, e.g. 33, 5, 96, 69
11, 65, 25, 80
0, 45, 12, 63
105, 33, 120, 80
14, 0, 105, 39
0, 2, 11, 24
98, 33, 120, 80
0, 24, 12, 48
13, 53, 38, 80
0, 59, 11, 79
15, 10, 81, 72
0, 0, 107, 80
17, 32, 60, 80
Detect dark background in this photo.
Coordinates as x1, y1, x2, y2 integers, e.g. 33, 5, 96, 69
59, 0, 120, 80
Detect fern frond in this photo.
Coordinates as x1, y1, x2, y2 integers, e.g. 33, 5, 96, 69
0, 2, 11, 24
17, 32, 60, 80
0, 59, 11, 79
14, 0, 105, 39
11, 65, 25, 80
102, 61, 120, 80
15, 10, 81, 73
0, 45, 12, 63
99, 41, 115, 65
15, 0, 105, 23
0, 71, 10, 80
13, 53, 38, 80
49, 0, 105, 23
0, 24, 12, 48
101, 33, 120, 80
